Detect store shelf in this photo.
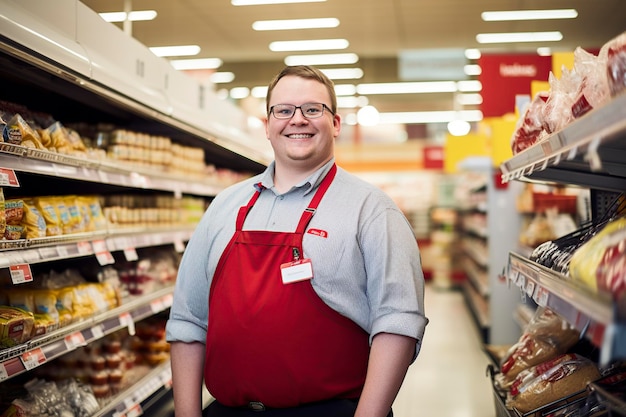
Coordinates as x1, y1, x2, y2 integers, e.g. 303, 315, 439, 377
0, 286, 174, 382
0, 226, 193, 268
507, 252, 624, 365
501, 91, 626, 368
0, 144, 225, 197
94, 360, 173, 417
501, 93, 626, 192
461, 254, 489, 297
461, 278, 490, 342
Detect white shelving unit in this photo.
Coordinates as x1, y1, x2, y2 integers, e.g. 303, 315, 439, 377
457, 161, 523, 346
0, 2, 268, 415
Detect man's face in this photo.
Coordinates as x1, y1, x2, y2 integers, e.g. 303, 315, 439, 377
264, 75, 341, 171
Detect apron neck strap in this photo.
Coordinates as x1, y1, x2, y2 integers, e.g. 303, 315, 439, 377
236, 164, 337, 232
295, 164, 337, 234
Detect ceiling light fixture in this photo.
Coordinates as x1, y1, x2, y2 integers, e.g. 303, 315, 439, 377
476, 31, 563, 44
285, 53, 359, 66
269, 39, 349, 52
253, 18, 339, 31
481, 9, 578, 21
465, 49, 482, 60
210, 72, 236, 83
464, 64, 482, 76
150, 45, 201, 57
377, 110, 483, 125
99, 10, 157, 22
334, 84, 357, 96
320, 68, 364, 80
337, 96, 369, 109
169, 58, 223, 70
357, 81, 457, 95
232, 0, 325, 5
537, 47, 552, 56
456, 93, 483, 106
230, 87, 250, 99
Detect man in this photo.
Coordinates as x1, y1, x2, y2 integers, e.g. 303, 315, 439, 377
166, 65, 428, 417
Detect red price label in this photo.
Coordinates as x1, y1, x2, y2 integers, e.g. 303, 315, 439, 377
21, 348, 46, 370
10, 264, 33, 285
0, 168, 20, 187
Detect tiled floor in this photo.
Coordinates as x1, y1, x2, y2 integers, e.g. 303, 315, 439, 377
393, 283, 496, 417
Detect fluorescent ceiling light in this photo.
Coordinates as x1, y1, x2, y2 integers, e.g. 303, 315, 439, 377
537, 47, 552, 56
334, 84, 357, 96
320, 68, 364, 80
269, 39, 349, 52
253, 18, 339, 31
210, 72, 236, 83
377, 110, 483, 125
233, 0, 325, 4
476, 31, 563, 44
357, 81, 457, 95
251, 86, 269, 98
99, 10, 157, 22
230, 87, 250, 99
337, 96, 369, 109
170, 58, 223, 70
150, 45, 201, 57
285, 53, 359, 66
457, 80, 482, 92
456, 93, 483, 106
481, 9, 578, 21
465, 49, 481, 60
464, 64, 482, 76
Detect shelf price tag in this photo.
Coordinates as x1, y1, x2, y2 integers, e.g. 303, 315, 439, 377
123, 247, 139, 262
525, 280, 536, 298
0, 168, 20, 187
150, 299, 165, 314
64, 331, 86, 350
93, 239, 114, 265
534, 286, 549, 307
0, 363, 8, 382
21, 348, 46, 370
77, 241, 93, 255
9, 264, 33, 285
174, 239, 185, 253
120, 312, 136, 336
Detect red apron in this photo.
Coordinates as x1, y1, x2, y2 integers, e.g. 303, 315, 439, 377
204, 164, 370, 408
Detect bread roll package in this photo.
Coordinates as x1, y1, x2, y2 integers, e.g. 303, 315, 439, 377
496, 307, 580, 389
506, 353, 601, 413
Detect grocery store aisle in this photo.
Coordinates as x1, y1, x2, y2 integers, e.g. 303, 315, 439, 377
393, 283, 495, 417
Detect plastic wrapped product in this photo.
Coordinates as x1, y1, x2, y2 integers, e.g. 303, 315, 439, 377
496, 307, 580, 390
506, 354, 601, 413
604, 31, 626, 96
511, 92, 549, 154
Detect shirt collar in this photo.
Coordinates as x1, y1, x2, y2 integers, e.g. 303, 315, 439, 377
256, 159, 336, 196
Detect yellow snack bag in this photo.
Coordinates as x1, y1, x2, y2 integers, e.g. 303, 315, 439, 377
34, 196, 62, 236
64, 195, 84, 233
21, 200, 47, 239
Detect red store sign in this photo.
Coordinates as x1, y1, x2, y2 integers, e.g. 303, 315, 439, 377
478, 54, 552, 118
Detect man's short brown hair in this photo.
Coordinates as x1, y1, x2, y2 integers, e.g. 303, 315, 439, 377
266, 65, 337, 115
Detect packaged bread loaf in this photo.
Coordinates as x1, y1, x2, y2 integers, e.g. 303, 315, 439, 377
0, 306, 35, 347
506, 353, 600, 413
496, 307, 580, 390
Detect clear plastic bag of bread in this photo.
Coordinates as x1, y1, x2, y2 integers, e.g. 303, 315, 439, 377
542, 70, 578, 135
511, 92, 549, 154
604, 30, 626, 96
495, 307, 580, 390
506, 353, 601, 414
569, 47, 611, 119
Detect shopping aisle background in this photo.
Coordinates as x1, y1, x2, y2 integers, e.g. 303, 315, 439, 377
393, 283, 495, 417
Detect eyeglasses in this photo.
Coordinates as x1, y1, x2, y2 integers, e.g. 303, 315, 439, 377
269, 103, 334, 119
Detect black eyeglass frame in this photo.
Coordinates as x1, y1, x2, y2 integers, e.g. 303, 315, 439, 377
268, 102, 335, 119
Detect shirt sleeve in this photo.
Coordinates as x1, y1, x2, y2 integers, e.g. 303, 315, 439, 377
362, 204, 428, 358
165, 208, 213, 344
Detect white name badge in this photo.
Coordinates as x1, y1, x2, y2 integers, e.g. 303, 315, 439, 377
280, 259, 313, 284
